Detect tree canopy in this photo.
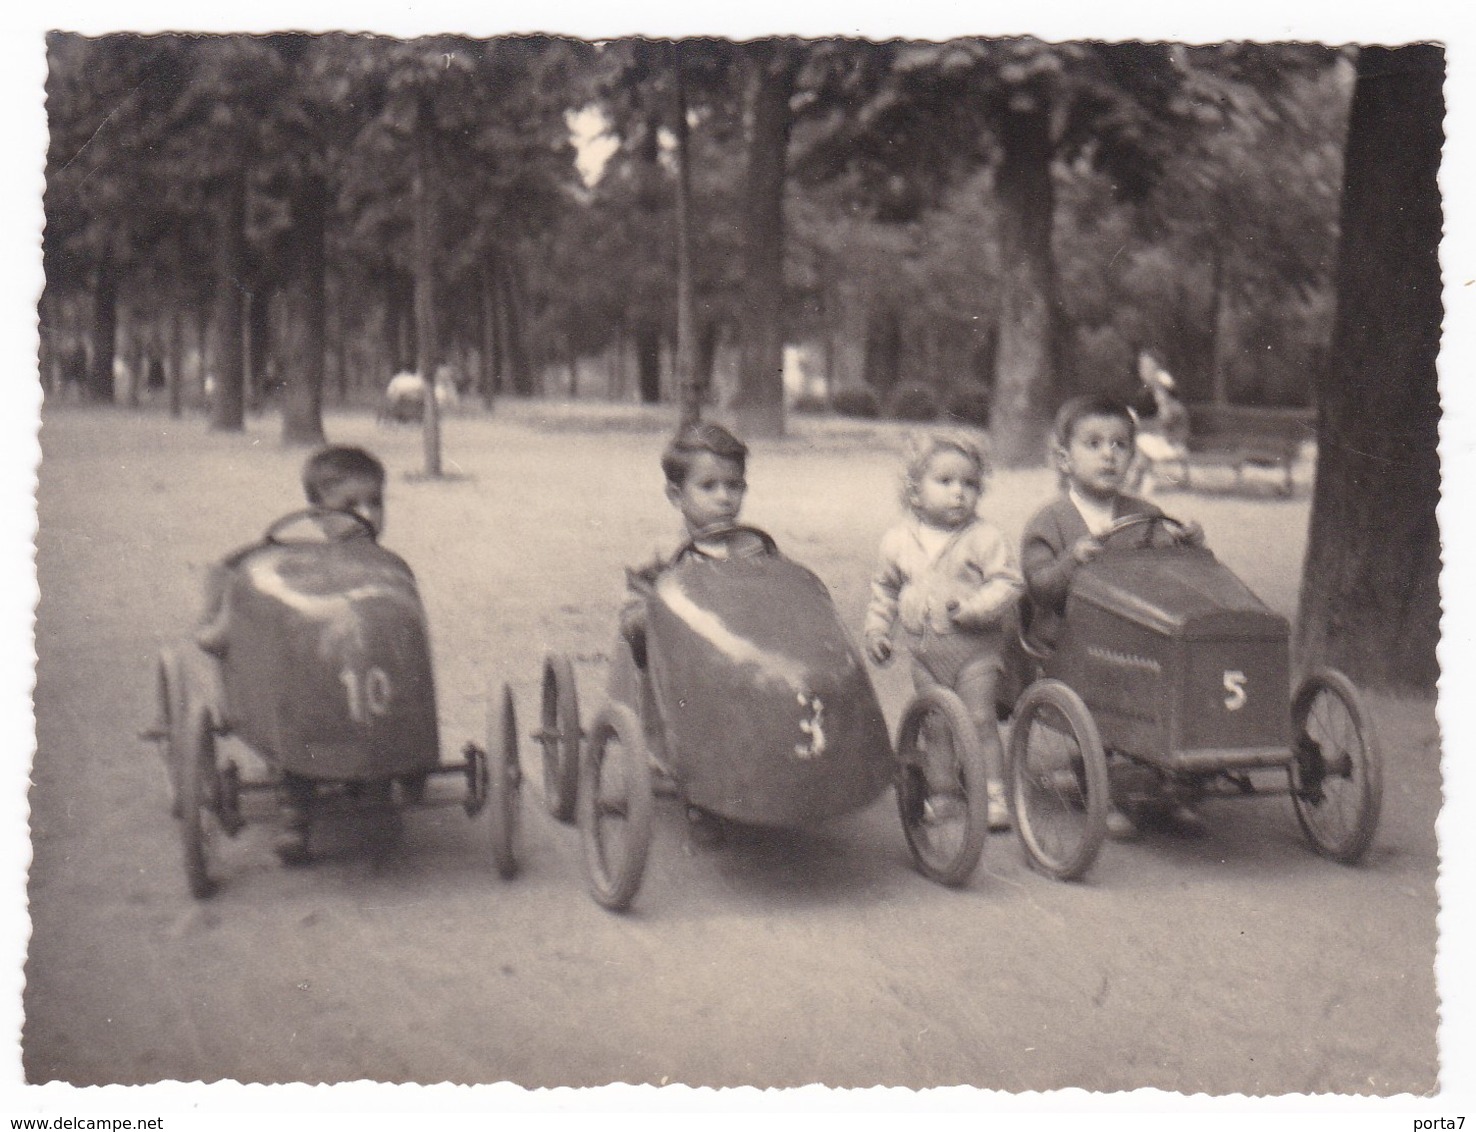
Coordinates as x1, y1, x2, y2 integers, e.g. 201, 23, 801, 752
44, 34, 1354, 456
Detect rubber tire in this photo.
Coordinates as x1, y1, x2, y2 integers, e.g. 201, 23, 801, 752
1008, 680, 1109, 882
488, 684, 522, 880
1289, 667, 1383, 864
155, 649, 186, 818
894, 686, 989, 887
179, 700, 220, 899
577, 703, 655, 912
539, 654, 581, 823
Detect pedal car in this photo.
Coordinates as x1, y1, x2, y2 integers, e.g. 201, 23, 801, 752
535, 526, 992, 911
1007, 513, 1382, 880
146, 508, 521, 897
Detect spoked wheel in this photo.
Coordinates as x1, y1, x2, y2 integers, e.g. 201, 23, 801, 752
1289, 668, 1383, 864
894, 686, 988, 887
537, 654, 581, 823
577, 703, 655, 912
152, 649, 187, 819
487, 684, 523, 880
1008, 680, 1109, 881
178, 700, 221, 899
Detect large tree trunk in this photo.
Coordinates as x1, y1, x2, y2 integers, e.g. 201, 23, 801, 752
281, 175, 328, 446
210, 173, 248, 432
990, 100, 1060, 466
85, 261, 118, 403
1294, 45, 1443, 694
731, 42, 801, 439
413, 103, 443, 478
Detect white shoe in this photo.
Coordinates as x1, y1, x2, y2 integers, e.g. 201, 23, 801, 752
986, 783, 1012, 831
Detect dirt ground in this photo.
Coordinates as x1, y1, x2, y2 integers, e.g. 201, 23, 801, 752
18, 403, 1444, 1098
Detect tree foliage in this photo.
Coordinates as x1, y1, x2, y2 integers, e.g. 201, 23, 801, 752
45, 34, 1353, 460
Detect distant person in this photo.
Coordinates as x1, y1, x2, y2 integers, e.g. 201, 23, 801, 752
194, 445, 388, 864
1020, 396, 1204, 839
381, 370, 459, 423
864, 430, 1023, 833
1130, 351, 1190, 494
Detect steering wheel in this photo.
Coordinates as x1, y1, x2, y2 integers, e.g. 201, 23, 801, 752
264, 507, 378, 545
1099, 512, 1195, 550
673, 524, 779, 562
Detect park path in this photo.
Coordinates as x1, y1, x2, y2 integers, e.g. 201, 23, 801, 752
20, 406, 1440, 1094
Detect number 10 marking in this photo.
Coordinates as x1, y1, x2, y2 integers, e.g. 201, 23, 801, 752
340, 666, 393, 723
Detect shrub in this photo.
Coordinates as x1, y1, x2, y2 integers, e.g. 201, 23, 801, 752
944, 381, 992, 428
831, 387, 882, 419
886, 383, 941, 423
790, 393, 830, 415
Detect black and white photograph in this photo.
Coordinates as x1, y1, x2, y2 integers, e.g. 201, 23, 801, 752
4, 0, 1470, 1122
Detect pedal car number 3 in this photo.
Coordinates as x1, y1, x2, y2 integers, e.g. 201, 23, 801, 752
1222, 670, 1248, 711
340, 666, 393, 723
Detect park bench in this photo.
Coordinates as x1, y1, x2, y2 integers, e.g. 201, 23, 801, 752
1155, 403, 1316, 496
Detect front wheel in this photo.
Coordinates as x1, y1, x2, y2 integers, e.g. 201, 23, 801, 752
537, 654, 581, 823
577, 703, 655, 912
487, 684, 523, 880
1007, 680, 1109, 881
153, 649, 187, 818
895, 686, 988, 887
179, 701, 221, 899
1290, 668, 1382, 864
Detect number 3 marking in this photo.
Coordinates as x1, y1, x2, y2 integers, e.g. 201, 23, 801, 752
1223, 670, 1247, 711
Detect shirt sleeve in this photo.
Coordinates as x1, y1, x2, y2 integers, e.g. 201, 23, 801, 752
951, 524, 1025, 628
1021, 507, 1078, 616
863, 528, 905, 640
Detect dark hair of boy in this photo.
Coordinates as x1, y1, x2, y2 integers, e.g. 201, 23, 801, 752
1051, 394, 1138, 449
301, 445, 387, 505
660, 421, 749, 486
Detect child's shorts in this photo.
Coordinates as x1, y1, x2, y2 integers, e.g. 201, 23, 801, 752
904, 625, 1006, 690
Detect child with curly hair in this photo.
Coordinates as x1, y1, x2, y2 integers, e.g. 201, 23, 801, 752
864, 430, 1023, 831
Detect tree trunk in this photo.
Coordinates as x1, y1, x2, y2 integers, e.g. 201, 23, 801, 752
210, 173, 248, 432
634, 322, 662, 404
863, 306, 902, 395
500, 254, 534, 397
731, 42, 801, 439
1207, 246, 1236, 406
671, 44, 701, 429
1294, 45, 1443, 694
478, 259, 499, 405
413, 104, 443, 478
990, 100, 1060, 466
86, 261, 118, 403
247, 281, 271, 410
281, 175, 328, 446
167, 306, 183, 419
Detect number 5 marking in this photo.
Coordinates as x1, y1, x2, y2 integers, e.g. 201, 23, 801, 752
1223, 670, 1247, 711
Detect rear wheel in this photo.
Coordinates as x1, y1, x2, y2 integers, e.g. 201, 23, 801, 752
179, 701, 220, 899
537, 654, 581, 823
488, 684, 523, 880
577, 703, 654, 912
895, 686, 988, 887
1008, 680, 1109, 881
1290, 668, 1382, 864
